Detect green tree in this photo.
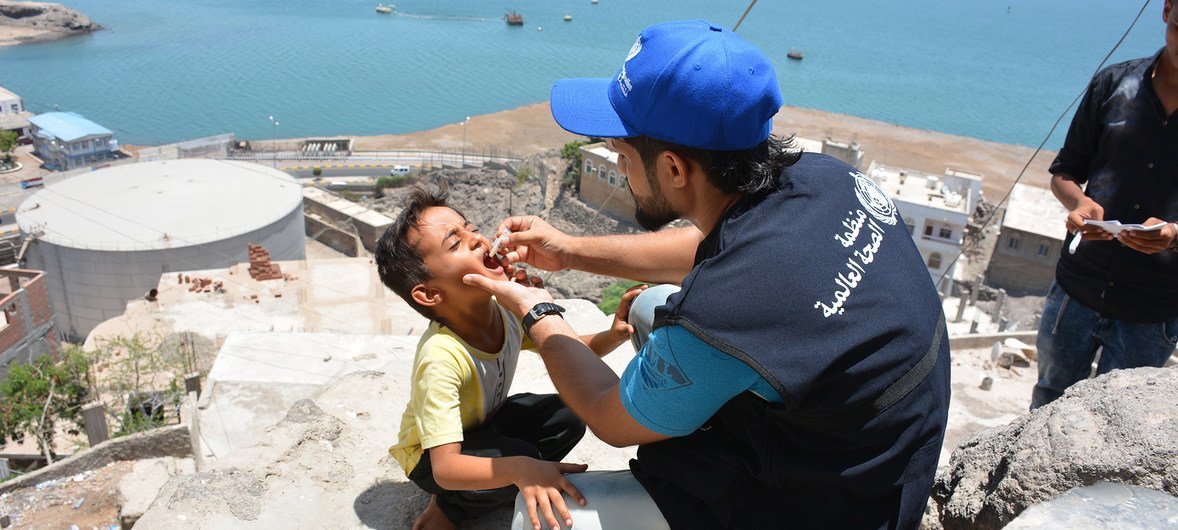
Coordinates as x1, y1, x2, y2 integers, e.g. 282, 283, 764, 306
0, 346, 91, 464
597, 280, 642, 314
88, 333, 189, 438
0, 130, 17, 166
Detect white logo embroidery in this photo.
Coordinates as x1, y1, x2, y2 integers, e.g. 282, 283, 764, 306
851, 171, 898, 225
617, 36, 642, 97
814, 172, 896, 318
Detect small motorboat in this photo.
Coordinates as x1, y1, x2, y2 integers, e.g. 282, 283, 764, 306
505, 11, 524, 25
375, 4, 393, 14
787, 48, 804, 60
563, 15, 573, 21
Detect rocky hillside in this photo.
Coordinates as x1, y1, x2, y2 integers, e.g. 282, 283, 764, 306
0, 1, 99, 45
362, 157, 646, 304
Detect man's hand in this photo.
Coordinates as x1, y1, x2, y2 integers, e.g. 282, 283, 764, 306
1119, 217, 1177, 255
497, 216, 574, 272
610, 284, 648, 337
506, 457, 588, 530
1067, 198, 1112, 241
464, 273, 554, 320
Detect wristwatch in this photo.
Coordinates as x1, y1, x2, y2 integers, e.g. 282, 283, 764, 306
1170, 222, 1178, 252
523, 302, 565, 337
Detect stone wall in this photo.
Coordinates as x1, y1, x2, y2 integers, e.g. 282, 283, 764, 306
0, 424, 192, 495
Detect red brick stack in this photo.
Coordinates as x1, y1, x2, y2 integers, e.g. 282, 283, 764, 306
247, 244, 283, 281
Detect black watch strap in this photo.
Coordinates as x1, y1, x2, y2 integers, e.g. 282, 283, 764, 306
523, 302, 565, 337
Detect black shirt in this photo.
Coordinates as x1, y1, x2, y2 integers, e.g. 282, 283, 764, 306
1051, 49, 1178, 322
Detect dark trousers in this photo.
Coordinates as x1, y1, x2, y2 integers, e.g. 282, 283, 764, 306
407, 392, 586, 524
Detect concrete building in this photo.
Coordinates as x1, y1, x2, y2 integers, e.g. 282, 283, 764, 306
985, 183, 1069, 295
577, 143, 636, 224
576, 138, 828, 226
16, 159, 306, 340
301, 187, 393, 256
821, 138, 864, 170
0, 269, 57, 380
867, 162, 983, 286
28, 111, 118, 171
0, 85, 33, 138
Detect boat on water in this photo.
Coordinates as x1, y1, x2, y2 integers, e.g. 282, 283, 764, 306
563, 15, 573, 21
787, 48, 804, 60
505, 11, 524, 26
375, 4, 393, 14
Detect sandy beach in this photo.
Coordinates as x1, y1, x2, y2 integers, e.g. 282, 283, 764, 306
349, 102, 1055, 200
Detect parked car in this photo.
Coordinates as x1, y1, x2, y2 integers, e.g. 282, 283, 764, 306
390, 165, 410, 175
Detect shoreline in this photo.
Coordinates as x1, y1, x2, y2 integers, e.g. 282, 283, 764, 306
334, 102, 1055, 199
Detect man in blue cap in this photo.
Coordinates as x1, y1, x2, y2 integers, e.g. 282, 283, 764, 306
465, 20, 950, 529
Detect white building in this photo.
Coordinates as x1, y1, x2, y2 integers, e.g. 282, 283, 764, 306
985, 183, 1069, 295
28, 111, 119, 170
16, 159, 306, 339
0, 85, 33, 138
866, 162, 982, 287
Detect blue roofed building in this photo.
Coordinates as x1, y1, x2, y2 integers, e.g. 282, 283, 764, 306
28, 112, 119, 171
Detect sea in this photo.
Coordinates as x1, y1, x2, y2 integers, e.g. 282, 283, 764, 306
0, 0, 1165, 148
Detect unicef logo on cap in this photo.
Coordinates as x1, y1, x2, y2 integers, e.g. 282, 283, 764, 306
851, 171, 898, 225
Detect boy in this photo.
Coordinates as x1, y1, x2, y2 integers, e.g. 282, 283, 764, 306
375, 185, 643, 530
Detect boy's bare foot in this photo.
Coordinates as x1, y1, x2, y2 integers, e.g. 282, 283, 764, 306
413, 495, 457, 530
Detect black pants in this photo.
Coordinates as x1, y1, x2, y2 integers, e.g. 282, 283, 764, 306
407, 392, 586, 524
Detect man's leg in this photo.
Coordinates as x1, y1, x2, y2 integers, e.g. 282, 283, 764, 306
1093, 316, 1178, 374
1031, 282, 1103, 409
629, 284, 680, 352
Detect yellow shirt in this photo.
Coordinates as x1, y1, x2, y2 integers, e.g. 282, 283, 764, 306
390, 302, 534, 475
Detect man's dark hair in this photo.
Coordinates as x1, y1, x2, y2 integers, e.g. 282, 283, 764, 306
623, 134, 801, 195
375, 183, 465, 320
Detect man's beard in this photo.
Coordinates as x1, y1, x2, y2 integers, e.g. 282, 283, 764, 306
632, 173, 679, 231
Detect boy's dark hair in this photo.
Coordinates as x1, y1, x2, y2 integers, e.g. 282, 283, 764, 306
375, 183, 466, 320
622, 134, 801, 195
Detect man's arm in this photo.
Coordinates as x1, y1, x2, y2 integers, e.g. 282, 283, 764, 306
1051, 172, 1111, 240
498, 216, 702, 285
530, 316, 671, 447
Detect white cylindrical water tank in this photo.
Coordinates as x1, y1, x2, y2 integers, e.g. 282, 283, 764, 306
16, 159, 305, 340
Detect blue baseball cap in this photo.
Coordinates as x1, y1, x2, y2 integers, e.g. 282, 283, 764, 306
550, 20, 783, 151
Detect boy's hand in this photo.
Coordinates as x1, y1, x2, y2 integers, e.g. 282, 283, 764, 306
611, 284, 648, 337
510, 457, 588, 530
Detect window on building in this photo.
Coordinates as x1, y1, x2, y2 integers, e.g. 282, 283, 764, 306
608, 171, 617, 186
584, 160, 593, 175
1037, 243, 1049, 257
599, 166, 606, 180
8, 104, 16, 113
924, 224, 934, 237
927, 253, 942, 270
939, 227, 952, 239
619, 174, 628, 189
905, 223, 915, 235
1008, 236, 1020, 250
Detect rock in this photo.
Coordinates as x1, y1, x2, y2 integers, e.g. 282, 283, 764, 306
932, 367, 1178, 529
0, 1, 100, 44
1004, 482, 1178, 528
117, 457, 196, 528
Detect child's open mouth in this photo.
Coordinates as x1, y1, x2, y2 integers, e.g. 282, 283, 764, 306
482, 252, 503, 274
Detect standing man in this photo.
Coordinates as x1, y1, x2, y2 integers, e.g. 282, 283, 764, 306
465, 20, 950, 528
1032, 0, 1178, 409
